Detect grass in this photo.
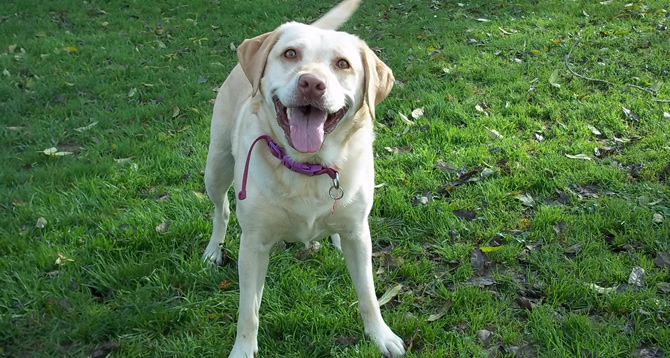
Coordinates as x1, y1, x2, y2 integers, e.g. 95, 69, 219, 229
1, 0, 669, 357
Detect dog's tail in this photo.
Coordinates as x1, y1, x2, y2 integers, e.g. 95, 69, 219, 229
311, 0, 361, 30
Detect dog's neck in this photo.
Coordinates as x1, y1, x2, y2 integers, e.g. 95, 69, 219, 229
237, 135, 342, 202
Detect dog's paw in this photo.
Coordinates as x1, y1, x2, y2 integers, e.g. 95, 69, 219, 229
228, 341, 258, 358
202, 248, 223, 266
368, 325, 406, 357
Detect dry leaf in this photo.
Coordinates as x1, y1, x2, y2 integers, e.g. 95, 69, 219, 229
588, 283, 616, 294
172, 105, 180, 118
652, 213, 663, 223
628, 266, 645, 288
155, 221, 171, 234
397, 112, 414, 125
36, 217, 47, 228
63, 46, 79, 53
377, 283, 402, 306
218, 280, 231, 290
587, 124, 601, 136
193, 191, 208, 200
74, 121, 98, 132
549, 69, 561, 88
41, 147, 73, 156
114, 157, 134, 164
515, 193, 535, 207
566, 154, 592, 160
411, 107, 424, 119
485, 127, 503, 139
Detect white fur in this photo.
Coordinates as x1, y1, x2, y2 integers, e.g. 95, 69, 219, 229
202, 1, 404, 357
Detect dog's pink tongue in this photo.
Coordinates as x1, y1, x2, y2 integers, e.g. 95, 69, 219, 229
289, 106, 327, 153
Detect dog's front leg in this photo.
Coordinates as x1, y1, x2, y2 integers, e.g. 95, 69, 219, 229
229, 234, 271, 358
340, 224, 406, 357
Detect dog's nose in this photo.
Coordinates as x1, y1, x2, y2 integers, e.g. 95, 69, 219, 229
298, 74, 326, 100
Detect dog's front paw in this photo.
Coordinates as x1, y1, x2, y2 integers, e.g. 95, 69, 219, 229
202, 248, 223, 266
228, 341, 258, 358
368, 325, 405, 358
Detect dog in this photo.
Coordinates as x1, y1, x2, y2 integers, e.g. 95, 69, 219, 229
202, 0, 404, 356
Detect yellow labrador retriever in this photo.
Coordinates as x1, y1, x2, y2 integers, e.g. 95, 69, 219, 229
203, 0, 403, 356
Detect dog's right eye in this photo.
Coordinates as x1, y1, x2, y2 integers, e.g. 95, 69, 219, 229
283, 49, 297, 58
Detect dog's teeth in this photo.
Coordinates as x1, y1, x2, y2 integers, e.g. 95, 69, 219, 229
286, 108, 292, 118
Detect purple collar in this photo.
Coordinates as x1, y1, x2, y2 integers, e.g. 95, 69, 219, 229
238, 135, 342, 201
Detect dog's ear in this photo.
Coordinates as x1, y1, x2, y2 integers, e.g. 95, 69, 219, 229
361, 43, 394, 120
237, 30, 282, 96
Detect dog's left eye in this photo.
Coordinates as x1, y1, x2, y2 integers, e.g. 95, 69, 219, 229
336, 59, 350, 69
284, 49, 297, 58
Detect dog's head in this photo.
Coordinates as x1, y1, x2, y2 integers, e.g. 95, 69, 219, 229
236, 21, 393, 155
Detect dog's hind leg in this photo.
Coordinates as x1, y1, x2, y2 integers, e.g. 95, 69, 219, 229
203, 144, 234, 265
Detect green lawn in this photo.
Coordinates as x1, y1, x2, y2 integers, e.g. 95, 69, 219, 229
1, 0, 669, 357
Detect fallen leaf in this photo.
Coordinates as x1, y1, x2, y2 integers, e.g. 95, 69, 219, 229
468, 276, 496, 287
485, 127, 503, 139
172, 105, 180, 118
453, 209, 476, 221
434, 159, 456, 173
471, 247, 490, 275
384, 146, 411, 154
664, 112, 670, 119
295, 241, 321, 260
36, 217, 47, 229
553, 220, 566, 234
628, 266, 645, 289
516, 296, 537, 310
427, 302, 451, 322
564, 242, 583, 256
155, 194, 170, 203
229, 42, 236, 51
655, 252, 670, 269
480, 246, 503, 253
74, 121, 98, 132
193, 191, 208, 200
114, 157, 134, 164
334, 337, 360, 345
397, 112, 415, 125
41, 147, 73, 156
631, 346, 665, 358
476, 329, 494, 348
549, 69, 561, 88
588, 283, 617, 294
621, 106, 640, 122
63, 46, 79, 53
378, 283, 402, 306
411, 107, 424, 119
127, 87, 136, 97
652, 213, 663, 223
155, 221, 171, 234
566, 153, 592, 160
55, 252, 74, 266
515, 193, 535, 207
89, 342, 120, 358
587, 124, 602, 136
218, 280, 231, 290
658, 283, 670, 293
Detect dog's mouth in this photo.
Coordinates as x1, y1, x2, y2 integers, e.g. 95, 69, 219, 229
273, 96, 347, 153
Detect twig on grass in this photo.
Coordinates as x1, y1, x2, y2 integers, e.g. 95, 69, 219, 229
565, 40, 670, 101
564, 40, 614, 86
